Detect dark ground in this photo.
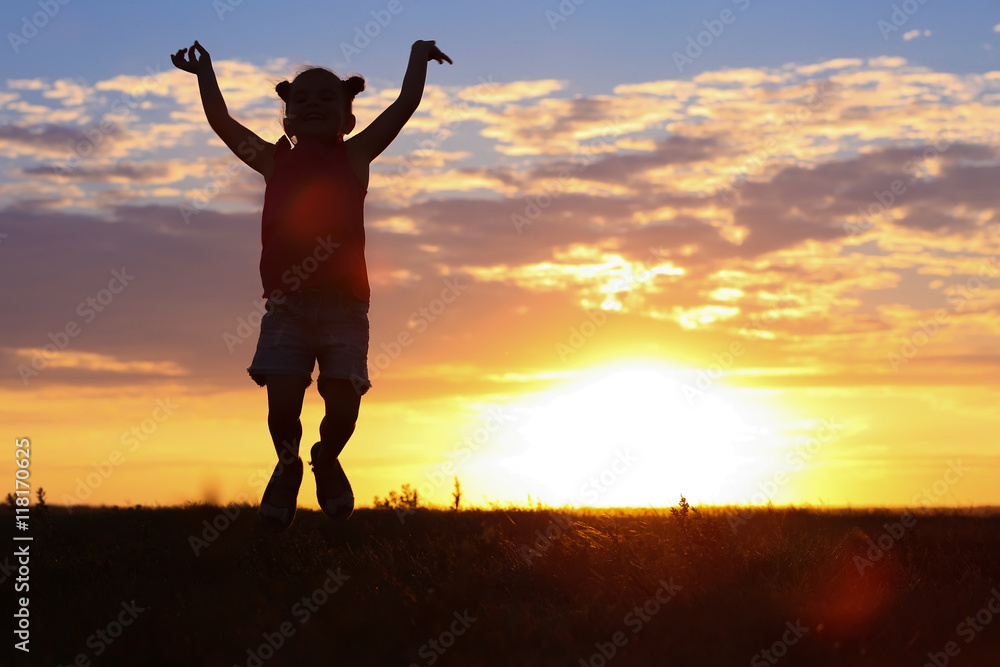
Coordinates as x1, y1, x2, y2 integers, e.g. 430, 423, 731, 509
4, 501, 1000, 666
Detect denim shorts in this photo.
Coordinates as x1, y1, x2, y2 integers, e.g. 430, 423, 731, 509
247, 288, 371, 395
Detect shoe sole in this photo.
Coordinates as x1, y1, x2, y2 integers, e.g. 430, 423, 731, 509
259, 457, 303, 531
311, 442, 355, 521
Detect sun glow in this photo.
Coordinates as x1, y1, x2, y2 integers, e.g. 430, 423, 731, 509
491, 362, 777, 507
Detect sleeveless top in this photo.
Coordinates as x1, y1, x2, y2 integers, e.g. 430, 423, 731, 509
259, 136, 369, 301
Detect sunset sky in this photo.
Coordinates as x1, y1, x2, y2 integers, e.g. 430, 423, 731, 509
2, 0, 999, 511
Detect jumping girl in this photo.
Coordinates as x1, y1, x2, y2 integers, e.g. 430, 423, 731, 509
171, 39, 452, 531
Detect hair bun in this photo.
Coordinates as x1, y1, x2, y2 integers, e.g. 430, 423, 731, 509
275, 80, 291, 102
344, 75, 365, 97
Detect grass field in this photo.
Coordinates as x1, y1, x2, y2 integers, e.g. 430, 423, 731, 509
5, 499, 1000, 666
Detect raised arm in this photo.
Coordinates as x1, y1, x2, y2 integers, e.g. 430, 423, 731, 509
171, 41, 276, 179
348, 40, 452, 164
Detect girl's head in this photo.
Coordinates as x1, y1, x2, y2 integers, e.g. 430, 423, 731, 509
276, 67, 365, 144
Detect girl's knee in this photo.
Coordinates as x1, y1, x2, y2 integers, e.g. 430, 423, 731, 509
319, 379, 361, 410
266, 376, 308, 415
267, 375, 311, 392
318, 377, 361, 401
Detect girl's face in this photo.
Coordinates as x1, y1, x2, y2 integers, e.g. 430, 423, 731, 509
284, 71, 355, 142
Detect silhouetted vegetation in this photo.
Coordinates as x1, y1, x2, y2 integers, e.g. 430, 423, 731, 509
4, 499, 1000, 666
373, 483, 419, 512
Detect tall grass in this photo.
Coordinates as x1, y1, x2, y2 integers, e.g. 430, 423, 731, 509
6, 499, 999, 666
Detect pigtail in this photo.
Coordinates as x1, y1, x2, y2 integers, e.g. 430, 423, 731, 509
275, 80, 291, 102
343, 75, 366, 98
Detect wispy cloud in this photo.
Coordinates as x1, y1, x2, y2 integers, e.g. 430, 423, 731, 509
2, 56, 999, 396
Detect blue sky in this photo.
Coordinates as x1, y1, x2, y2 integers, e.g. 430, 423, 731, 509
4, 0, 997, 90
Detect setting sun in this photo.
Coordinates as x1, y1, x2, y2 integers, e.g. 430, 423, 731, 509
459, 362, 780, 508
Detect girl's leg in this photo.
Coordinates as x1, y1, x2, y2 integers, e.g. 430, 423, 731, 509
266, 376, 309, 465
259, 375, 309, 529
317, 378, 362, 458
312, 378, 361, 520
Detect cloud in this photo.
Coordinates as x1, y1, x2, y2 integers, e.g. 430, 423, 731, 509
528, 135, 719, 188
2, 56, 1000, 395
43, 79, 95, 107
0, 123, 95, 152
458, 79, 566, 104
10, 349, 187, 377
19, 161, 173, 183
6, 79, 47, 90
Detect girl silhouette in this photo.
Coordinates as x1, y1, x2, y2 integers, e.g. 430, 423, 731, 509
172, 39, 451, 531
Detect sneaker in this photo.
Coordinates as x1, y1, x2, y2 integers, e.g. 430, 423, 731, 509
258, 456, 303, 532
310, 442, 354, 521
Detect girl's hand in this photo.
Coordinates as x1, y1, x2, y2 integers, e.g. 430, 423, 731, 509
171, 40, 213, 74
412, 40, 452, 65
